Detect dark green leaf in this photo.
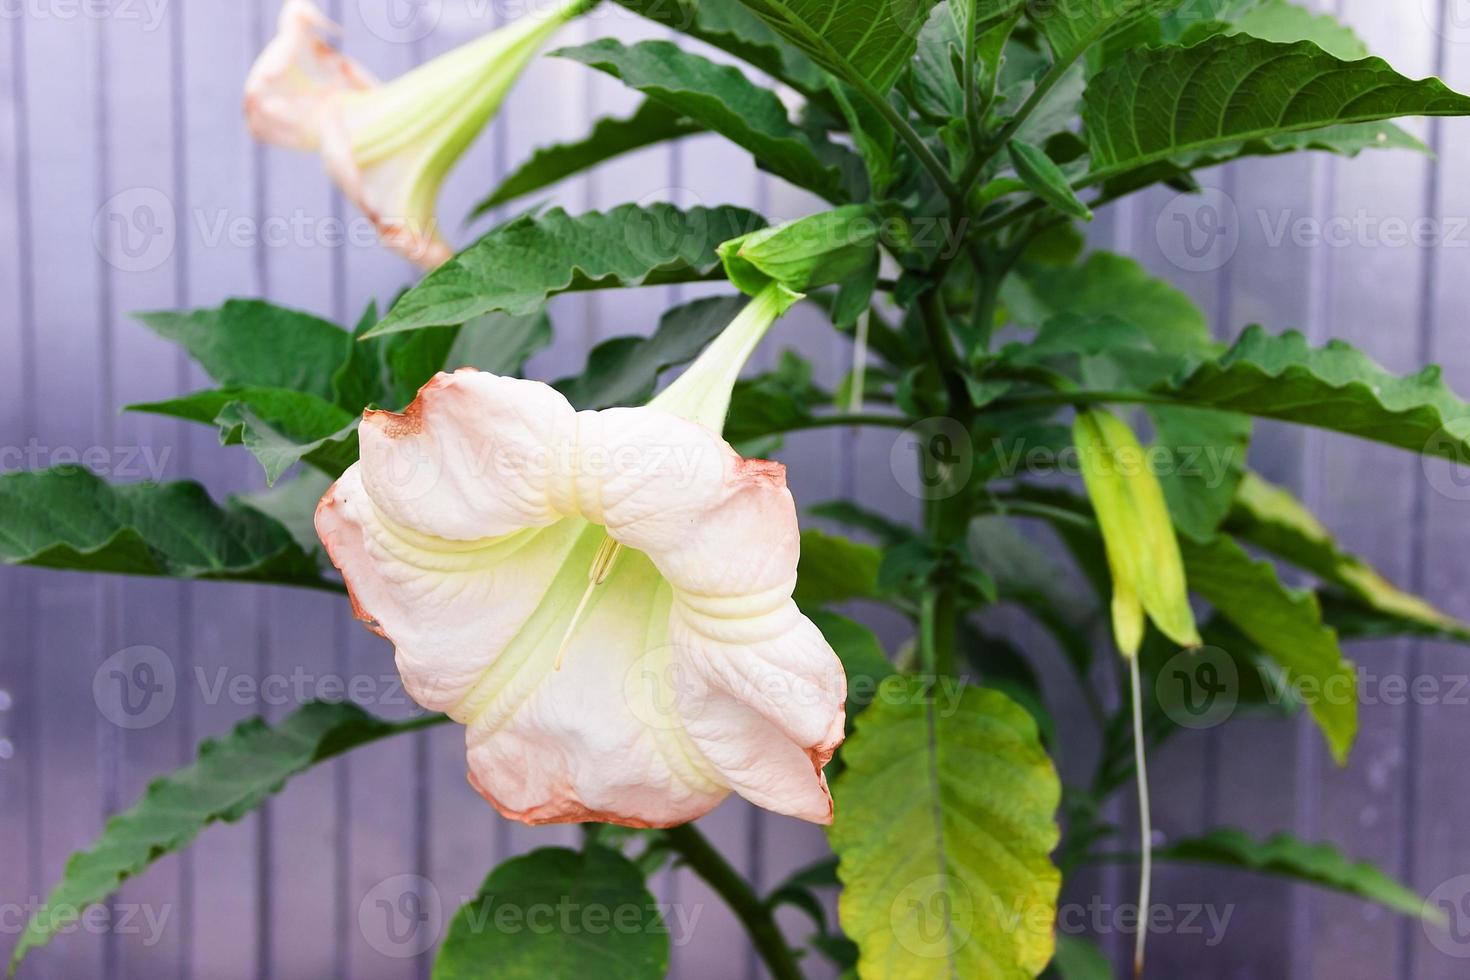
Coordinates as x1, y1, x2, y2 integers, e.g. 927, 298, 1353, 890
1031, 0, 1182, 64
136, 299, 354, 405
1048, 935, 1114, 980
1154, 828, 1438, 922
368, 205, 764, 336
1180, 533, 1356, 764
612, 0, 828, 97
1157, 326, 1470, 462
433, 845, 667, 979
554, 295, 746, 409
9, 703, 431, 974
1011, 252, 1214, 356
555, 39, 848, 200
829, 678, 1062, 978
1082, 35, 1470, 187
1227, 471, 1470, 640
733, 0, 941, 92
794, 529, 882, 610
725, 350, 830, 444
471, 100, 703, 215
128, 387, 358, 485
1009, 139, 1093, 220
1148, 405, 1251, 540
0, 466, 326, 586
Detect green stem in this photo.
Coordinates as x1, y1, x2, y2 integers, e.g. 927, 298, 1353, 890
1129, 653, 1153, 979
857, 76, 960, 199
662, 824, 803, 980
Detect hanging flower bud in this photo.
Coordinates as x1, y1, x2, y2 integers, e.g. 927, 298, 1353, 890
719, 205, 880, 298
1073, 407, 1201, 656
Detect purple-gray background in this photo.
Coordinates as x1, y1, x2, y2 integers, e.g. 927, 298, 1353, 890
4, 0, 1470, 977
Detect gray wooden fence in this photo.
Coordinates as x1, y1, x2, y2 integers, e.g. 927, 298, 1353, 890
4, 0, 1470, 977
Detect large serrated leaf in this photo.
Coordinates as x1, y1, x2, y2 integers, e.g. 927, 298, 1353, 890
1157, 326, 1470, 461
0, 466, 326, 586
135, 299, 356, 405
471, 100, 702, 215
830, 678, 1062, 979
1180, 533, 1356, 763
1164, 0, 1369, 60
612, 0, 827, 96
1226, 471, 1470, 640
1082, 34, 1470, 186
8, 702, 436, 974
733, 0, 941, 93
555, 39, 848, 201
367, 204, 764, 337
1154, 828, 1438, 921
128, 386, 359, 485
433, 845, 667, 979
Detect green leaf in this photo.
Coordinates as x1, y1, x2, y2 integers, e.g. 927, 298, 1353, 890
128, 386, 359, 485
829, 678, 1062, 979
471, 100, 703, 215
380, 310, 553, 408
8, 702, 431, 974
235, 470, 334, 557
1179, 533, 1357, 764
0, 466, 326, 586
1012, 252, 1214, 356
733, 0, 941, 92
136, 299, 355, 405
1157, 326, 1470, 462
1171, 0, 1370, 61
1227, 471, 1470, 640
1082, 35, 1470, 187
555, 39, 848, 200
1031, 0, 1182, 63
433, 845, 667, 979
808, 611, 897, 722
554, 295, 746, 410
1154, 828, 1439, 922
367, 205, 764, 337
1148, 405, 1251, 540
794, 528, 882, 610
1008, 139, 1093, 220
612, 0, 828, 97
1047, 936, 1114, 980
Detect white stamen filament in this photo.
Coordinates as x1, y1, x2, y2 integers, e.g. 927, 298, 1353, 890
553, 535, 623, 671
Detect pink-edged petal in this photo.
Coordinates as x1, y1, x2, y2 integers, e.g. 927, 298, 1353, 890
575, 406, 801, 599
356, 370, 576, 541
320, 119, 452, 269
669, 601, 845, 824
315, 465, 586, 713
243, 0, 374, 152
460, 548, 729, 827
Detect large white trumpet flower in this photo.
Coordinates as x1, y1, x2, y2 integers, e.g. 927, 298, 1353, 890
315, 286, 848, 826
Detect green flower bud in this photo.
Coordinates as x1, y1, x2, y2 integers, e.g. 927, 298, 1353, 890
1073, 408, 1201, 657
718, 205, 880, 297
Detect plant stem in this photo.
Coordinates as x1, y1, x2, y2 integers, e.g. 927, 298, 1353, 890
662, 823, 803, 980
1129, 654, 1153, 979
858, 77, 961, 199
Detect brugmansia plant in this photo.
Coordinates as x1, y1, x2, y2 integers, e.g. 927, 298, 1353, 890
10, 0, 1470, 976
